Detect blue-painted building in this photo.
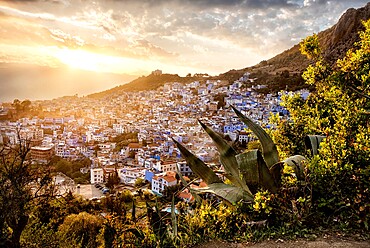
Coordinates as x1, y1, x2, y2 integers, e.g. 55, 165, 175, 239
223, 123, 247, 133
145, 170, 155, 183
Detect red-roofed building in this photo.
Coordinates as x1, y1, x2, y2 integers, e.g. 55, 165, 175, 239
178, 181, 207, 202
152, 172, 178, 195
125, 143, 142, 157
178, 191, 194, 203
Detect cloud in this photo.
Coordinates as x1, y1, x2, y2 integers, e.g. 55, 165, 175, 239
130, 39, 178, 58
111, 0, 295, 9
49, 29, 85, 47
0, 0, 369, 76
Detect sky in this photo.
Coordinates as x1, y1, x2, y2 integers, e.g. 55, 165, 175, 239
0, 0, 369, 101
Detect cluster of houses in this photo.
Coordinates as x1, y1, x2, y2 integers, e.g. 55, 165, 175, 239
0, 72, 309, 200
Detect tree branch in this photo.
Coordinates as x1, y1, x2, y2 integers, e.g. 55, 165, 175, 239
347, 85, 370, 100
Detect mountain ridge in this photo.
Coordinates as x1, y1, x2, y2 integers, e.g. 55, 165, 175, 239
88, 3, 370, 98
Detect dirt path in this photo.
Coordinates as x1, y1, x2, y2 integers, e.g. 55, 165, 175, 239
195, 236, 370, 248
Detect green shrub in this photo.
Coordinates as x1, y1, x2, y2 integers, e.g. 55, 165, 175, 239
57, 212, 103, 248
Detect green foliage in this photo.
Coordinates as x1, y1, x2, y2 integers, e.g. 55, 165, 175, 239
299, 34, 321, 60
111, 132, 139, 151
253, 190, 273, 216
161, 184, 182, 202
52, 157, 91, 183
120, 190, 134, 203
269, 107, 308, 159
146, 201, 168, 247
57, 212, 103, 248
271, 19, 370, 229
21, 222, 59, 248
247, 140, 261, 150
9, 99, 45, 120
134, 177, 146, 188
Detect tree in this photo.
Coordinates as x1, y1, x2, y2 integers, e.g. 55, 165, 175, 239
134, 177, 146, 188
12, 99, 21, 112
214, 93, 226, 109
0, 129, 55, 247
161, 184, 182, 202
55, 160, 72, 176
271, 20, 370, 228
106, 171, 120, 190
20, 100, 31, 112
57, 212, 103, 248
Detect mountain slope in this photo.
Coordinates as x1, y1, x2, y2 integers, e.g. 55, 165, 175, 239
266, 2, 370, 72
88, 73, 199, 99
88, 3, 370, 98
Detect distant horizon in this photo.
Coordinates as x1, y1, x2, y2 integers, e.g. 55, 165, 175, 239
0, 0, 368, 102
0, 65, 226, 103
0, 64, 138, 102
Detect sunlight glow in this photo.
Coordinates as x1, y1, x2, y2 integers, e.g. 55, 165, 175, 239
54, 49, 121, 72
52, 47, 203, 76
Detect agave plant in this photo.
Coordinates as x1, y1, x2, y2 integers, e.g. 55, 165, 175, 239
173, 106, 324, 204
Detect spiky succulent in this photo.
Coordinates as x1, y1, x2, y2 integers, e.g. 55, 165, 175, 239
173, 106, 324, 204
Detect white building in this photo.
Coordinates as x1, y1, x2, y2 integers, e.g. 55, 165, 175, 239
113, 124, 126, 134
144, 158, 160, 169
118, 167, 144, 184
91, 168, 104, 184
154, 161, 177, 172
238, 131, 256, 143
177, 161, 193, 176
55, 142, 67, 157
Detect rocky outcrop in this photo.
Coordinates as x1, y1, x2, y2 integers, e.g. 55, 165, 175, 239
265, 2, 370, 73
321, 2, 370, 64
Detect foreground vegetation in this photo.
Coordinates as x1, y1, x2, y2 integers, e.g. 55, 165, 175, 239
1, 20, 370, 248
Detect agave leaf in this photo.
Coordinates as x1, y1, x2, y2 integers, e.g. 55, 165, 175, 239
176, 167, 202, 204
236, 149, 278, 193
198, 120, 252, 195
146, 202, 166, 240
231, 105, 279, 168
131, 200, 136, 222
305, 135, 325, 156
172, 138, 222, 185
283, 155, 308, 180
192, 182, 254, 204
171, 195, 177, 239
125, 228, 145, 240
269, 162, 284, 187
236, 151, 259, 184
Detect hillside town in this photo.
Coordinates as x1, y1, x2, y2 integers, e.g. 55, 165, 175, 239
0, 71, 309, 199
